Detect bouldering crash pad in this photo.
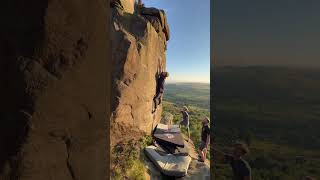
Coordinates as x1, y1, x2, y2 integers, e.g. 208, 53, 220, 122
152, 123, 184, 148
145, 145, 192, 177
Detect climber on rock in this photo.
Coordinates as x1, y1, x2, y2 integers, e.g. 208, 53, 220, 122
179, 106, 190, 141
199, 117, 210, 162
213, 142, 252, 180
152, 71, 169, 113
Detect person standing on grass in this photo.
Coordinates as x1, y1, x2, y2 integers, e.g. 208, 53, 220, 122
179, 106, 190, 141
199, 117, 210, 162
213, 142, 251, 180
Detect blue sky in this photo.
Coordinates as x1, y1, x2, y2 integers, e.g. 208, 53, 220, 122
143, 0, 210, 83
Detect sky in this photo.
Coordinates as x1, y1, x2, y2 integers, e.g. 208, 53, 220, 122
143, 0, 210, 83
214, 0, 320, 67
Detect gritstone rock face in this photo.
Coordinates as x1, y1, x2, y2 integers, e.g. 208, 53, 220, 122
0, 0, 110, 179
110, 1, 170, 145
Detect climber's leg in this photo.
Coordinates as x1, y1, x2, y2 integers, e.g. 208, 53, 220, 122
198, 141, 206, 162
203, 147, 208, 160
199, 150, 205, 162
158, 93, 163, 105
152, 93, 161, 113
187, 126, 190, 142
152, 97, 157, 113
154, 97, 158, 108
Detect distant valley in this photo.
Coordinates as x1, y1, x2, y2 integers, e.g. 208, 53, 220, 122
212, 66, 320, 179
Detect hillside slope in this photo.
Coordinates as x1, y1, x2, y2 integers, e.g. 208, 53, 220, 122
164, 83, 210, 110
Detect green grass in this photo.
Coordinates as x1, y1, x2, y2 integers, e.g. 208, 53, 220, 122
163, 82, 211, 159
163, 101, 210, 150
111, 136, 153, 180
164, 76, 320, 179
164, 82, 210, 110
213, 139, 320, 180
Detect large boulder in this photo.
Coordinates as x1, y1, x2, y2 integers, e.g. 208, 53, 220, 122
0, 0, 110, 179
140, 7, 170, 41
110, 5, 170, 145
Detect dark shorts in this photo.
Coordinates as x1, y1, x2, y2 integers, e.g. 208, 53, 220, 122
199, 141, 207, 151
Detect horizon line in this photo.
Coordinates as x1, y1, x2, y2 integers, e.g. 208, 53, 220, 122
214, 64, 320, 69
166, 81, 210, 84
